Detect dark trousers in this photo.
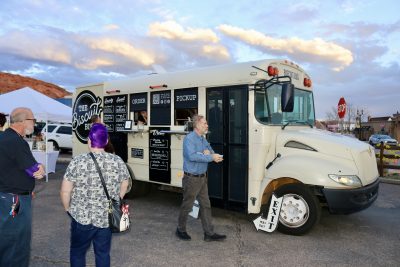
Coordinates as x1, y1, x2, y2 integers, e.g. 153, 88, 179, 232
177, 175, 214, 235
0, 192, 32, 267
70, 218, 112, 267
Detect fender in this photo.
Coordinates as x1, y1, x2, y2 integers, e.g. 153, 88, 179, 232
258, 152, 359, 206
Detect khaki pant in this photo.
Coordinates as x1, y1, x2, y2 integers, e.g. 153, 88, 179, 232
177, 174, 214, 235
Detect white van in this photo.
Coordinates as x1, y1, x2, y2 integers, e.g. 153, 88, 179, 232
72, 59, 379, 235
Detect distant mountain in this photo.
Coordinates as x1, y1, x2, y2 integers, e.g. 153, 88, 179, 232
0, 72, 71, 98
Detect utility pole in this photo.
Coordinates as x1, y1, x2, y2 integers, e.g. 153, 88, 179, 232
356, 109, 364, 140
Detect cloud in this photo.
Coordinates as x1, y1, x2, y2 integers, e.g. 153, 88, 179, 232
282, 3, 319, 22
148, 20, 219, 43
74, 58, 115, 70
104, 24, 120, 31
0, 30, 71, 65
321, 20, 400, 40
79, 36, 156, 66
217, 24, 353, 71
201, 44, 230, 60
0, 27, 159, 77
148, 20, 230, 61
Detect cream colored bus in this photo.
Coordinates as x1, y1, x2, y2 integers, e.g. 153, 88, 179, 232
72, 59, 379, 235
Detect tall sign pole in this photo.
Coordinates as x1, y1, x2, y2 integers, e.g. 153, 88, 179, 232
337, 97, 346, 133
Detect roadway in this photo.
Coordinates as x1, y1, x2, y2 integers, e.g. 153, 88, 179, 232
30, 160, 399, 266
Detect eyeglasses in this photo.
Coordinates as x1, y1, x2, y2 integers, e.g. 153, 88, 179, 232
25, 118, 37, 123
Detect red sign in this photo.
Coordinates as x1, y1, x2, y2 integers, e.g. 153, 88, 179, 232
337, 97, 346, 119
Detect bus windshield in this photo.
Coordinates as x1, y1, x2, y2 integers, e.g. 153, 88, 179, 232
255, 84, 315, 126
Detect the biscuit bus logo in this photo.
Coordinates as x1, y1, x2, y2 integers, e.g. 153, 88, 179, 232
72, 90, 103, 143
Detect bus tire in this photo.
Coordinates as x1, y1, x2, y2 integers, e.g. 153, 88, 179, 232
268, 183, 320, 236
124, 164, 151, 199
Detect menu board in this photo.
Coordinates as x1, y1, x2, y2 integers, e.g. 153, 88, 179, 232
131, 148, 144, 159
130, 92, 147, 112
150, 91, 171, 125
175, 88, 198, 109
149, 127, 171, 184
103, 95, 128, 132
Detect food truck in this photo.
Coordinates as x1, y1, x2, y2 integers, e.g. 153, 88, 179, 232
72, 59, 379, 235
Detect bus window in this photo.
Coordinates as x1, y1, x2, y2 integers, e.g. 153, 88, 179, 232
135, 110, 148, 125
175, 108, 197, 125
130, 92, 148, 125
255, 85, 315, 125
151, 91, 171, 125
174, 88, 198, 126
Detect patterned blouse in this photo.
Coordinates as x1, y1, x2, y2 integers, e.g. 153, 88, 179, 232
64, 152, 129, 228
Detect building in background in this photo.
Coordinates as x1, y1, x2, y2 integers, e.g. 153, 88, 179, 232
363, 112, 400, 142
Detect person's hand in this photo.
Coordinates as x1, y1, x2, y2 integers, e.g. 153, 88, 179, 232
203, 149, 211, 155
212, 154, 223, 163
33, 164, 45, 179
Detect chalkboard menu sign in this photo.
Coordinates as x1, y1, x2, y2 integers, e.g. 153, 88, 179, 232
131, 148, 144, 159
149, 127, 171, 184
130, 92, 147, 112
175, 88, 198, 109
150, 91, 171, 125
103, 94, 128, 132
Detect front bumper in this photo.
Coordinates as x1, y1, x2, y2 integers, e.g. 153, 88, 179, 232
322, 178, 379, 214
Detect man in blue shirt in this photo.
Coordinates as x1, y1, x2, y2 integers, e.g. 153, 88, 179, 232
176, 115, 226, 241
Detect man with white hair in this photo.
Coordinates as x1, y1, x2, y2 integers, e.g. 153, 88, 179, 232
176, 114, 226, 242
0, 107, 45, 267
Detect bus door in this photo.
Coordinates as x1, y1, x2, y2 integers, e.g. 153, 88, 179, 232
206, 85, 248, 211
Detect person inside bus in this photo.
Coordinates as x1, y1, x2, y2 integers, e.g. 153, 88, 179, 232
176, 114, 226, 242
137, 111, 148, 125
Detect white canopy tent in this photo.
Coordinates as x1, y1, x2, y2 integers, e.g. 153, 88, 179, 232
0, 87, 71, 122
0, 87, 72, 181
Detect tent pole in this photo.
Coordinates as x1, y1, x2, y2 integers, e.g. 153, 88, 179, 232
45, 116, 48, 182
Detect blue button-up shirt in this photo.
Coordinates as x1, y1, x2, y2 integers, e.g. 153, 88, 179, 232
183, 131, 214, 175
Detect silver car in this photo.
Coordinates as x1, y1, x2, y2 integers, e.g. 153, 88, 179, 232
368, 134, 398, 146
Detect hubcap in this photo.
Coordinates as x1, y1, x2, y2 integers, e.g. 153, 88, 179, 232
279, 194, 309, 228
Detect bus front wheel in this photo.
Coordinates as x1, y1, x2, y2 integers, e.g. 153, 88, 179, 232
268, 183, 321, 235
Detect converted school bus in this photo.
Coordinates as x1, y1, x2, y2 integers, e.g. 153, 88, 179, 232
72, 59, 379, 235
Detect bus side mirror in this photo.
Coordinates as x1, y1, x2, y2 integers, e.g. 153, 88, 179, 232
281, 83, 294, 112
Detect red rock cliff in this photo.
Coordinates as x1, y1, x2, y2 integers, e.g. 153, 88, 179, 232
0, 72, 71, 98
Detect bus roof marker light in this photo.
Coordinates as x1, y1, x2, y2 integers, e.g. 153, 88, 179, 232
106, 89, 120, 94
149, 84, 168, 89
267, 66, 279, 77
303, 78, 312, 87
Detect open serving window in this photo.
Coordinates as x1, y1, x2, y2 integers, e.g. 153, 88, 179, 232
174, 88, 198, 126
129, 92, 148, 125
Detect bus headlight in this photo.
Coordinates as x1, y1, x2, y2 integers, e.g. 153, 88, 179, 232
328, 174, 362, 187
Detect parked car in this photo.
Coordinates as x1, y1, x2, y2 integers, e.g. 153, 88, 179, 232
368, 134, 398, 146
41, 123, 73, 151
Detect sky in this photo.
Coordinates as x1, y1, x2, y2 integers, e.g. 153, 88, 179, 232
0, 0, 399, 120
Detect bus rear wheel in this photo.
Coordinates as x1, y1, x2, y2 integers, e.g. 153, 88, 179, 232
268, 183, 320, 235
